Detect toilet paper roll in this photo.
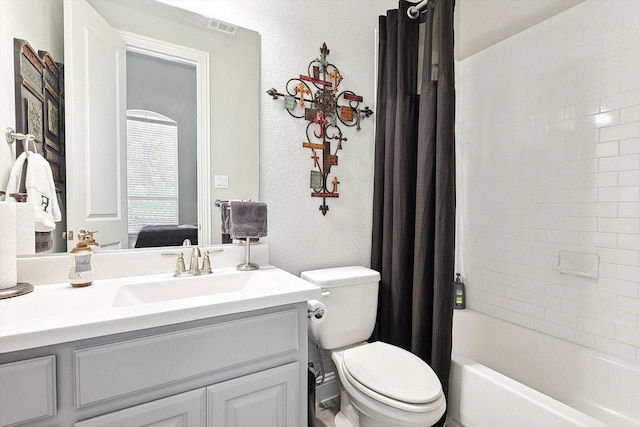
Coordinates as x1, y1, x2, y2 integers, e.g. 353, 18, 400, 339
0, 202, 17, 289
307, 300, 327, 324
16, 202, 35, 255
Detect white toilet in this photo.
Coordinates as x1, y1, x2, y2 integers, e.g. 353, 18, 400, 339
302, 266, 446, 427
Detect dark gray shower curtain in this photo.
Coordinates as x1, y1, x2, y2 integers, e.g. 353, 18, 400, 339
371, 0, 456, 415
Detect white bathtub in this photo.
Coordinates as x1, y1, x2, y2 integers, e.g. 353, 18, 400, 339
447, 310, 640, 427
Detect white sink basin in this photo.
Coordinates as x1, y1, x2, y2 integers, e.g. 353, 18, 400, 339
113, 271, 276, 307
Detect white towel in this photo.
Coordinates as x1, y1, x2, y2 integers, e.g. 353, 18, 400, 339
5, 152, 61, 232
5, 152, 26, 196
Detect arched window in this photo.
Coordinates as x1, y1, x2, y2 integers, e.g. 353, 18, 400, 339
126, 110, 179, 234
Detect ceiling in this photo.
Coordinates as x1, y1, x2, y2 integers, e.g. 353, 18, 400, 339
455, 0, 585, 59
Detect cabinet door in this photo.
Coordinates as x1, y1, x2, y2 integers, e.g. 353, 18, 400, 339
207, 363, 299, 427
0, 356, 56, 426
75, 389, 205, 427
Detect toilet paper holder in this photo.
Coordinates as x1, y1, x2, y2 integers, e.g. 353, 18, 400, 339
308, 306, 325, 320
307, 300, 327, 322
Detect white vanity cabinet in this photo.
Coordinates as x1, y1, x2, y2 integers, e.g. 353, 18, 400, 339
75, 363, 299, 427
0, 303, 308, 427
74, 389, 206, 427
207, 362, 299, 426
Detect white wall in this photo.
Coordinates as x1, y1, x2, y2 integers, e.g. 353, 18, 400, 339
457, 0, 640, 364
0, 0, 63, 193
162, 0, 397, 276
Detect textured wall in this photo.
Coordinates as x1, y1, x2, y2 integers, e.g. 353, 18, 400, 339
165, 0, 398, 275
457, 0, 640, 364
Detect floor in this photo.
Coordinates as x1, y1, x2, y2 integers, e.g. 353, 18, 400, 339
315, 397, 340, 427
313, 398, 455, 427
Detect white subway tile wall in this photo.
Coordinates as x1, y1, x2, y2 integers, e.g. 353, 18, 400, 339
457, 0, 640, 364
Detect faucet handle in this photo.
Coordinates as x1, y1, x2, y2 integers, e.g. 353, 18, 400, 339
201, 249, 224, 274
202, 251, 212, 274
175, 253, 187, 276
162, 251, 187, 276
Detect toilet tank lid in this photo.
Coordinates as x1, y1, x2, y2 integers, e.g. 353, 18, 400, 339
301, 266, 380, 288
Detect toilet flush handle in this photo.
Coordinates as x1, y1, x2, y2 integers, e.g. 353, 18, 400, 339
321, 290, 330, 297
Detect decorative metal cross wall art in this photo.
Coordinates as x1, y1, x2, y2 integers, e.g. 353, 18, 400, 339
267, 43, 373, 215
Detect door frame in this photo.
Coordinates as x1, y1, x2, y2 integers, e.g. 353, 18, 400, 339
118, 30, 212, 246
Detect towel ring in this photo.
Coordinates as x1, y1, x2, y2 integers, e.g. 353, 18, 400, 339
5, 127, 37, 156
23, 135, 37, 156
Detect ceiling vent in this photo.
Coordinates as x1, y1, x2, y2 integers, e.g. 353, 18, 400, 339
207, 19, 238, 36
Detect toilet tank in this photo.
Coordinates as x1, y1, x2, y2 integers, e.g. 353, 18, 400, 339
301, 266, 380, 350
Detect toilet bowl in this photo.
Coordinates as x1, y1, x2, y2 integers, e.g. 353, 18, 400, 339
332, 342, 446, 427
302, 266, 446, 427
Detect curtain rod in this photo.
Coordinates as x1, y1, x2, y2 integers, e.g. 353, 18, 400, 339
407, 0, 435, 19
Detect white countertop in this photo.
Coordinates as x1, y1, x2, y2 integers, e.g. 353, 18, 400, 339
0, 265, 320, 354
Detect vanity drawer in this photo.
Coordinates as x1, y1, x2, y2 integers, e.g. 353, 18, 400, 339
74, 309, 299, 407
0, 355, 56, 426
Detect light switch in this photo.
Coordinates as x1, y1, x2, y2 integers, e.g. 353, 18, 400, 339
215, 175, 229, 189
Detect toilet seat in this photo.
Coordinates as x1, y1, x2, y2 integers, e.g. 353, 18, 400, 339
341, 341, 443, 412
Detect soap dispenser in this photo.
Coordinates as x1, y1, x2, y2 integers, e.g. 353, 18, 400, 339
84, 230, 100, 251
68, 231, 95, 287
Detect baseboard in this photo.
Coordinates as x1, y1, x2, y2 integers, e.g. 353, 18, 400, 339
315, 371, 339, 404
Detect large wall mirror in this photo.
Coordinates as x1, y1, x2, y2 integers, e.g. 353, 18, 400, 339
20, 0, 259, 254
64, 0, 259, 252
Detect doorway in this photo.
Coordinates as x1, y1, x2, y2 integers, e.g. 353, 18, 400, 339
125, 51, 197, 248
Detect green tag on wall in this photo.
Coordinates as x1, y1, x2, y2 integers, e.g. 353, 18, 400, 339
310, 170, 323, 191
284, 95, 296, 110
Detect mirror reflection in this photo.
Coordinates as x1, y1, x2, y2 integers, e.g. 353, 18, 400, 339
2, 0, 260, 255
125, 50, 197, 249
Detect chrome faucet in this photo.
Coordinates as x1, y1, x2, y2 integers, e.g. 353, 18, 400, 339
189, 245, 202, 275
181, 239, 201, 276
163, 240, 224, 277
